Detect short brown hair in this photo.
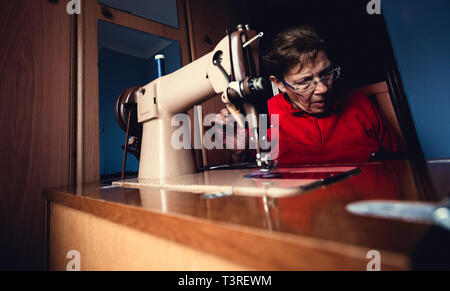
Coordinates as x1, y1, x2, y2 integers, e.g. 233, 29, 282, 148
264, 26, 327, 79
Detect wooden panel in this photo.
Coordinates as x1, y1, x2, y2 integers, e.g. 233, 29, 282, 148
0, 0, 71, 270
82, 0, 101, 183
355, 81, 406, 147
377, 92, 404, 143
45, 182, 414, 270
187, 0, 251, 59
186, 0, 252, 166
356, 81, 388, 96
50, 203, 249, 271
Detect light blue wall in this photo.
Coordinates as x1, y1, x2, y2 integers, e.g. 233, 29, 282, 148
382, 0, 450, 159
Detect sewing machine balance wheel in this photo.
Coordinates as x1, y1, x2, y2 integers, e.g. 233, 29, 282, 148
114, 86, 142, 139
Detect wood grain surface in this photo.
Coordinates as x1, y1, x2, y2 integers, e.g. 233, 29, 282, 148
49, 203, 251, 271
45, 160, 449, 270
0, 0, 71, 270
46, 192, 410, 270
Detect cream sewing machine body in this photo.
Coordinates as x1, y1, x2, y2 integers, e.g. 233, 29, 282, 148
115, 25, 267, 181
136, 35, 233, 180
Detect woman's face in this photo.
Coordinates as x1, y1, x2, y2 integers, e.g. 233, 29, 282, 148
271, 51, 334, 115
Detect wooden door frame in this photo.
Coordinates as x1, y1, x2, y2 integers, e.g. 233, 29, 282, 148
78, 0, 191, 182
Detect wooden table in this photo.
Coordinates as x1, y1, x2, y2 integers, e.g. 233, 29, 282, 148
44, 160, 449, 270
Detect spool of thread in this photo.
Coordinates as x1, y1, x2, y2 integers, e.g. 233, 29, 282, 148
155, 54, 165, 77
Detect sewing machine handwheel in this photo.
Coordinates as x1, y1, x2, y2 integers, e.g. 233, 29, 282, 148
115, 86, 142, 138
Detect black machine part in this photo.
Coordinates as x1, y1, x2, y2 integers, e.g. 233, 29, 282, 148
115, 86, 142, 139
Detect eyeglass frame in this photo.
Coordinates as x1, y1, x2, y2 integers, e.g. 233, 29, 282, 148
280, 65, 342, 92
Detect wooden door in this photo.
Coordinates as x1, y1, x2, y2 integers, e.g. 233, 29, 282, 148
80, 0, 191, 182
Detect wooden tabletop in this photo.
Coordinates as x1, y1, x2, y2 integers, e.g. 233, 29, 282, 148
44, 159, 450, 270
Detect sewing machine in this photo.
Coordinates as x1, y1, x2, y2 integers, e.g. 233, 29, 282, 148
115, 25, 267, 181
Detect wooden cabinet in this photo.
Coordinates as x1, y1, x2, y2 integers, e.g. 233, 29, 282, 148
0, 0, 72, 270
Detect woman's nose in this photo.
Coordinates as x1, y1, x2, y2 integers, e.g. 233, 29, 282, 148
314, 79, 328, 94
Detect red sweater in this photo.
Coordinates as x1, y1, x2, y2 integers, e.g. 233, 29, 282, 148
267, 91, 399, 166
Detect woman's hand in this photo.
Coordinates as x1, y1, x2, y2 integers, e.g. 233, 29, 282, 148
210, 108, 249, 163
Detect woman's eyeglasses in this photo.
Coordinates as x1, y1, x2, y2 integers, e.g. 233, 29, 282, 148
281, 65, 342, 92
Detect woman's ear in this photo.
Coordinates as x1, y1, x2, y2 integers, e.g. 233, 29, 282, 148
269, 76, 286, 93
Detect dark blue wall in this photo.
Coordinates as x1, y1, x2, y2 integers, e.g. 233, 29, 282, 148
146, 41, 182, 81
383, 0, 450, 159
98, 48, 150, 176
98, 43, 182, 176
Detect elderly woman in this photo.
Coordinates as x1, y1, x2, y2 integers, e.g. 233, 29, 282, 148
220, 26, 400, 166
